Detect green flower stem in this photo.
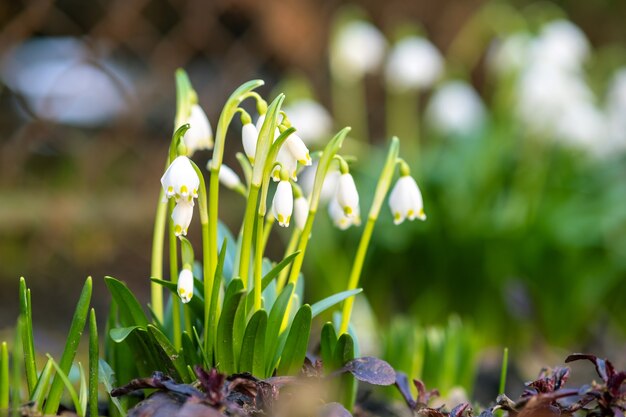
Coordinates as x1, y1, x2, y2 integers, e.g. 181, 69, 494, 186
209, 80, 264, 283
238, 184, 260, 288
332, 77, 368, 143
276, 227, 301, 292
340, 137, 400, 334
88, 309, 99, 417
261, 215, 275, 255
386, 89, 420, 160
150, 193, 167, 323
1, 341, 8, 410
168, 199, 181, 350
253, 212, 265, 311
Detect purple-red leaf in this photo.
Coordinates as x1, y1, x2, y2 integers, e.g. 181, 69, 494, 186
341, 357, 396, 386
319, 402, 353, 417
449, 403, 471, 417
394, 372, 416, 410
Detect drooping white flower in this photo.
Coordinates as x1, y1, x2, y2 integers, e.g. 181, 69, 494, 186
425, 80, 487, 137
242, 122, 259, 163
388, 175, 426, 225
216, 163, 242, 190
605, 68, 626, 154
172, 198, 195, 236
555, 100, 608, 154
182, 104, 213, 155
293, 196, 309, 230
384, 36, 444, 92
177, 269, 194, 303
336, 173, 359, 217
283, 99, 332, 145
487, 33, 533, 76
272, 145, 298, 182
285, 134, 312, 166
331, 20, 386, 82
531, 20, 589, 73
328, 196, 361, 230
272, 180, 293, 227
161, 156, 200, 201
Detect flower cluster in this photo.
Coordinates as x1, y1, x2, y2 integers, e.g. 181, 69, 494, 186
161, 156, 201, 237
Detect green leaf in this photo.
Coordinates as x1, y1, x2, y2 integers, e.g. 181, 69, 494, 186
264, 283, 294, 374
89, 309, 99, 417
44, 277, 92, 415
30, 358, 53, 409
147, 325, 189, 383
19, 278, 37, 394
311, 289, 363, 318
181, 331, 201, 368
0, 342, 8, 410
216, 279, 245, 374
98, 359, 126, 417
110, 326, 142, 343
333, 333, 356, 410
105, 276, 148, 327
245, 251, 301, 310
320, 322, 338, 372
206, 240, 229, 365
277, 304, 312, 376
78, 362, 88, 417
232, 293, 248, 371
179, 236, 195, 269
46, 355, 82, 417
238, 310, 267, 376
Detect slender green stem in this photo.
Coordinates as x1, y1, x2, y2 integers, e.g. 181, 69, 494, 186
339, 137, 400, 334
386, 89, 420, 160
0, 341, 8, 410
18, 278, 36, 395
207, 170, 219, 287
332, 77, 368, 143
238, 185, 260, 286
253, 213, 265, 311
12, 318, 24, 414
261, 215, 275, 253
88, 309, 99, 417
499, 347, 509, 395
276, 228, 301, 292
150, 192, 167, 323
168, 199, 181, 349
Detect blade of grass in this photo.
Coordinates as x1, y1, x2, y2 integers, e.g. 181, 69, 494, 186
89, 309, 99, 417
46, 354, 82, 416
310, 289, 363, 318
19, 278, 37, 394
1, 342, 9, 410
43, 277, 92, 415
78, 362, 88, 417
12, 317, 24, 413
30, 358, 53, 410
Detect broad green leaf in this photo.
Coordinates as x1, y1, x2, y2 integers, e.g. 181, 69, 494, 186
206, 240, 229, 364
105, 276, 148, 327
44, 277, 92, 415
147, 325, 189, 383
216, 279, 245, 374
264, 283, 294, 372
181, 331, 201, 368
19, 278, 37, 394
88, 309, 99, 417
232, 293, 248, 371
277, 304, 312, 376
109, 326, 142, 343
98, 359, 126, 417
30, 358, 53, 409
238, 309, 267, 376
320, 322, 338, 372
46, 355, 82, 416
311, 289, 363, 318
334, 333, 356, 410
333, 333, 355, 367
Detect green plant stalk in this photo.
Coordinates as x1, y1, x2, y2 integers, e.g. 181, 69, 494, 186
19, 278, 36, 394
209, 80, 265, 284
386, 89, 420, 160
340, 137, 400, 334
253, 213, 265, 311
276, 228, 301, 292
12, 318, 24, 415
332, 77, 368, 143
168, 199, 182, 349
499, 347, 509, 395
261, 215, 274, 254
89, 309, 99, 417
1, 341, 8, 410
238, 184, 260, 287
150, 192, 167, 324
43, 277, 92, 415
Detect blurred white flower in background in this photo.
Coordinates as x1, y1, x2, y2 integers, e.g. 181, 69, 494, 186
330, 20, 386, 83
181, 104, 213, 155
530, 20, 590, 73
384, 36, 444, 93
487, 33, 533, 76
606, 68, 626, 153
555, 101, 608, 154
299, 162, 340, 204
283, 99, 333, 145
425, 80, 487, 137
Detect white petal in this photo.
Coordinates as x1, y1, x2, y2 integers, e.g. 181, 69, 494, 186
336, 173, 359, 217
172, 199, 195, 236
272, 180, 293, 227
217, 164, 242, 189
328, 197, 354, 230
389, 176, 425, 224
242, 123, 258, 163
286, 134, 312, 166
293, 196, 309, 230
177, 269, 194, 303
183, 104, 213, 155
161, 156, 200, 201
272, 145, 298, 182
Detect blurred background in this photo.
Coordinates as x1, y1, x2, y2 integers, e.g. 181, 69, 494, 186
2, 0, 626, 401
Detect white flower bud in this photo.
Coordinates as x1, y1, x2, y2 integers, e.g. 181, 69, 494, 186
293, 196, 309, 230
242, 122, 258, 163
328, 196, 360, 230
216, 163, 242, 190
177, 269, 194, 304
336, 173, 359, 217
385, 36, 444, 92
388, 175, 426, 225
161, 156, 200, 201
286, 134, 312, 166
171, 198, 194, 236
272, 180, 293, 227
182, 104, 213, 155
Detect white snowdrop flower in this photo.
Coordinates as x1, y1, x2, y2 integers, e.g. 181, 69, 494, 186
182, 104, 213, 155
272, 145, 298, 182
161, 156, 200, 201
215, 163, 242, 190
299, 162, 340, 204
255, 114, 281, 141
285, 133, 312, 166
329, 196, 360, 230
272, 179, 293, 227
171, 198, 195, 237
531, 20, 589, 73
177, 269, 194, 304
384, 36, 444, 92
426, 81, 486, 136
555, 100, 608, 154
331, 20, 386, 83
388, 175, 426, 225
242, 122, 259, 163
487, 33, 533, 75
293, 196, 309, 230
605, 68, 626, 153
283, 99, 332, 145
336, 173, 359, 217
